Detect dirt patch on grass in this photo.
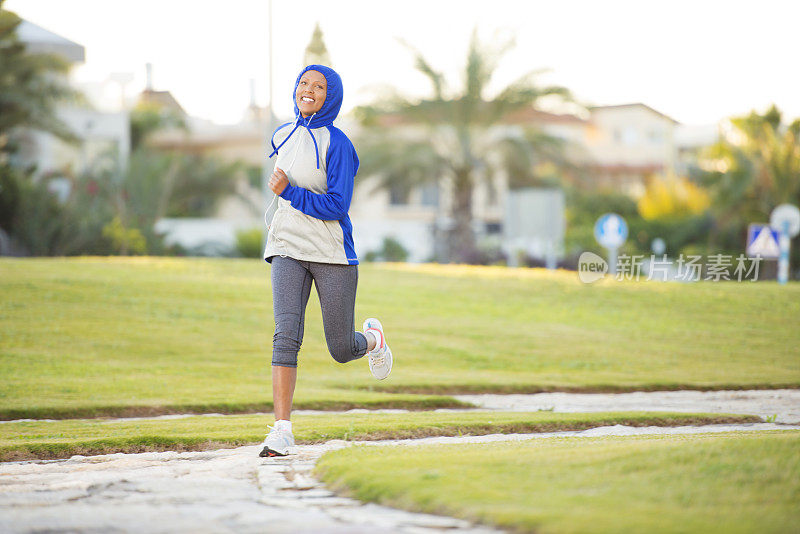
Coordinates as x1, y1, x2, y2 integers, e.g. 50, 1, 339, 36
0, 397, 471, 421
0, 440, 243, 462
0, 414, 761, 462
300, 414, 762, 443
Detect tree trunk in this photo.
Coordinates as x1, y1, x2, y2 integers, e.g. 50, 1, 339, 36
448, 168, 478, 263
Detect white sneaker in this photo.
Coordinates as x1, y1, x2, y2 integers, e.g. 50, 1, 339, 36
363, 318, 393, 380
259, 425, 295, 457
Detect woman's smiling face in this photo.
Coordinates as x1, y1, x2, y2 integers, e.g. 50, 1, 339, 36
296, 70, 327, 117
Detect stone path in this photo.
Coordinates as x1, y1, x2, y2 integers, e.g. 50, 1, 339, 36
1, 422, 798, 533
2, 389, 799, 533
454, 388, 800, 423
0, 440, 501, 534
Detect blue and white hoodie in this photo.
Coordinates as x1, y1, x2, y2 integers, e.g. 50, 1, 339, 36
263, 64, 359, 265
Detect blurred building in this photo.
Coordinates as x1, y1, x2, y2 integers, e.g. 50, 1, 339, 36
145, 77, 270, 254
349, 103, 683, 262
12, 20, 130, 198
675, 123, 721, 178
149, 110, 268, 254
584, 103, 679, 196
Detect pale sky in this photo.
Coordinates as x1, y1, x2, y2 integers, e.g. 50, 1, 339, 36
6, 0, 800, 126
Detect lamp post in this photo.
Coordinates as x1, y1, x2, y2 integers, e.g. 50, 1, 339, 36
262, 0, 275, 248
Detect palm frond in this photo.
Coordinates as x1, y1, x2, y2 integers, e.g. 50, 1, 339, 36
463, 27, 515, 102
0, 8, 84, 146
354, 29, 586, 262
356, 129, 450, 192
397, 38, 446, 100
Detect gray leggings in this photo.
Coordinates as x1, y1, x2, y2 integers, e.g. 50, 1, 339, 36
270, 256, 368, 368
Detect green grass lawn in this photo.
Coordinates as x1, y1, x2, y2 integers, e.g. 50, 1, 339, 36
0, 410, 758, 461
1, 257, 798, 418
316, 430, 800, 534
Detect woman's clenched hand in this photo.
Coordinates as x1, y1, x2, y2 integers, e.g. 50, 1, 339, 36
269, 167, 289, 195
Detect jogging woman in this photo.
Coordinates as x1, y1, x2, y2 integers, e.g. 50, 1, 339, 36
259, 65, 392, 457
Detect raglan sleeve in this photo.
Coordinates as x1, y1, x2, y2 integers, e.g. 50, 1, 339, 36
279, 130, 358, 221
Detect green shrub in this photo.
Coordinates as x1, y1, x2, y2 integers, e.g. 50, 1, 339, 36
364, 236, 409, 262
235, 228, 264, 258
101, 216, 147, 255
0, 164, 115, 255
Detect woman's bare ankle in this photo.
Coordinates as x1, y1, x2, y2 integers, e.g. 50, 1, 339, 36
366, 331, 377, 351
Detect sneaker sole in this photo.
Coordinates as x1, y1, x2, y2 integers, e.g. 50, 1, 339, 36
259, 446, 290, 457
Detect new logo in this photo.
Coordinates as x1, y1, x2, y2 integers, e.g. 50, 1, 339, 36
578, 252, 608, 283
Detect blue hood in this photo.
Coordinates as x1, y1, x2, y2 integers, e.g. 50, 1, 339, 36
268, 64, 344, 168
292, 64, 343, 127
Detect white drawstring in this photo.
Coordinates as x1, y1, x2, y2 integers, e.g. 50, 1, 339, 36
263, 193, 278, 228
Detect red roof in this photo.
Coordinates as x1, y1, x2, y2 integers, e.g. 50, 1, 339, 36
589, 103, 679, 124
589, 163, 665, 173
372, 107, 586, 127
503, 108, 587, 125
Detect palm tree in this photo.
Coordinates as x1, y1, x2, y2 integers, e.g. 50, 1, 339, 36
354, 29, 577, 263
0, 2, 82, 158
0, 1, 86, 255
700, 105, 800, 252
303, 23, 331, 67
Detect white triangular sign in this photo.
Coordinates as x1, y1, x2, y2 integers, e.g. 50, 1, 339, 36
747, 227, 780, 257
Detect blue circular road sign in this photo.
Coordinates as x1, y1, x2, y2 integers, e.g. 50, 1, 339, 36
594, 213, 628, 249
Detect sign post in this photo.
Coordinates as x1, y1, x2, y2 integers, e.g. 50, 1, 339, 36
594, 213, 627, 275
651, 237, 666, 256
746, 224, 780, 259
770, 204, 800, 285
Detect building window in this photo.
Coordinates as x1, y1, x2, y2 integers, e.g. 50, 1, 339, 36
420, 182, 439, 207
621, 127, 638, 145
389, 181, 410, 205
485, 222, 502, 235
649, 129, 664, 144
